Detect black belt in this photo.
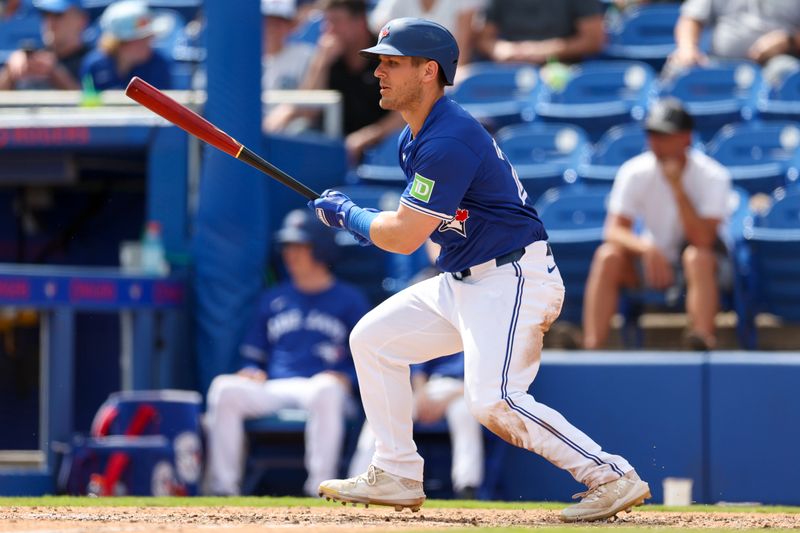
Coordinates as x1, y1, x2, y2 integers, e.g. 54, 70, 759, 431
451, 243, 552, 281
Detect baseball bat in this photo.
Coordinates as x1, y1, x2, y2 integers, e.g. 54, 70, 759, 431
124, 76, 320, 200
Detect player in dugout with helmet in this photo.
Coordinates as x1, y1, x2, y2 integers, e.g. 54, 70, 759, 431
204, 209, 370, 497
309, 18, 651, 522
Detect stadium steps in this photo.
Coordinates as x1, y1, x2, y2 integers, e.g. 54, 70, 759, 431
544, 311, 800, 351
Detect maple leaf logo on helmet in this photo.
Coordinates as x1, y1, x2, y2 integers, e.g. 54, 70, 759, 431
379, 26, 390, 42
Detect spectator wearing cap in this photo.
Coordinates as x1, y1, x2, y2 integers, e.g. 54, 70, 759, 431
262, 0, 315, 90
79, 0, 172, 91
582, 98, 732, 351
0, 0, 89, 90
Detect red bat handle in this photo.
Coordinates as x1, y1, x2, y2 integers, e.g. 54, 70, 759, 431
125, 76, 242, 157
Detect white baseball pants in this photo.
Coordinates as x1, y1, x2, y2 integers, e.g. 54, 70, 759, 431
348, 376, 484, 492
349, 241, 632, 489
204, 372, 349, 496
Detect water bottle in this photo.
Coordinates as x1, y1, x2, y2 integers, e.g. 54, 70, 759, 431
80, 74, 102, 107
140, 221, 169, 276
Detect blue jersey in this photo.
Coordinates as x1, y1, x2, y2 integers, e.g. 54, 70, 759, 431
239, 281, 370, 382
398, 97, 548, 273
80, 49, 173, 91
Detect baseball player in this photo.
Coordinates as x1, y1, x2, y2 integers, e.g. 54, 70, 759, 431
309, 18, 651, 522
204, 209, 370, 497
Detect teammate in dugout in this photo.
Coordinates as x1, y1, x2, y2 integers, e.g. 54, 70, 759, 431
309, 18, 651, 522
204, 209, 370, 497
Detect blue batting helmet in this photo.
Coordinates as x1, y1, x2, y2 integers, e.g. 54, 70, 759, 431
274, 209, 339, 265
359, 17, 459, 85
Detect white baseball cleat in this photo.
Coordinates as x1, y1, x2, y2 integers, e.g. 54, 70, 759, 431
318, 464, 426, 512
560, 470, 651, 522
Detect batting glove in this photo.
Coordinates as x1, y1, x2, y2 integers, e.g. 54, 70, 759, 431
309, 189, 354, 229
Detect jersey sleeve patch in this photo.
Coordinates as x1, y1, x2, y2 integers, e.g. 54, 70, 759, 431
410, 173, 435, 203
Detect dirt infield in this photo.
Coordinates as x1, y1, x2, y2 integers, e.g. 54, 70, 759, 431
1, 505, 799, 532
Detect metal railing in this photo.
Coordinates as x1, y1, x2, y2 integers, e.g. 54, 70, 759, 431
0, 89, 344, 137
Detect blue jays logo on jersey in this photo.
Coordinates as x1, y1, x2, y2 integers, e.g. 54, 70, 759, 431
438, 208, 469, 238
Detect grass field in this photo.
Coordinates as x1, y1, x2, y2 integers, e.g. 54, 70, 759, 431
1, 495, 799, 513
1, 496, 799, 532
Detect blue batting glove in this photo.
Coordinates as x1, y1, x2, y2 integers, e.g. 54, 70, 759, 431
308, 189, 354, 229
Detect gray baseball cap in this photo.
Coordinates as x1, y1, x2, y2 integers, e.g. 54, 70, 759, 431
644, 98, 694, 134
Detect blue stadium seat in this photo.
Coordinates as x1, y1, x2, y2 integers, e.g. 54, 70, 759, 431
656, 61, 764, 142
533, 60, 655, 142
733, 187, 800, 349
495, 122, 591, 199
577, 123, 647, 184
602, 4, 680, 71
756, 68, 800, 121
534, 185, 610, 325
354, 130, 405, 184
705, 121, 800, 194
448, 62, 539, 132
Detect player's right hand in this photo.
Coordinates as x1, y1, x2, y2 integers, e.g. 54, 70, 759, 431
309, 189, 355, 228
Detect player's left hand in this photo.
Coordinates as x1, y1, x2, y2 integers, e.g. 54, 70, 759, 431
309, 189, 355, 229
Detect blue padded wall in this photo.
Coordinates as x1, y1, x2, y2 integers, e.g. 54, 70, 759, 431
490, 353, 707, 503
708, 353, 800, 505
191, 1, 266, 392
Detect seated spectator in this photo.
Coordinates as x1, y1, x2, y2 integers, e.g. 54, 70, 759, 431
475, 0, 606, 65
80, 0, 173, 91
204, 209, 370, 497
582, 98, 731, 351
669, 0, 800, 86
0, 0, 88, 90
262, 0, 315, 90
348, 352, 484, 500
369, 0, 486, 64
264, 0, 404, 164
